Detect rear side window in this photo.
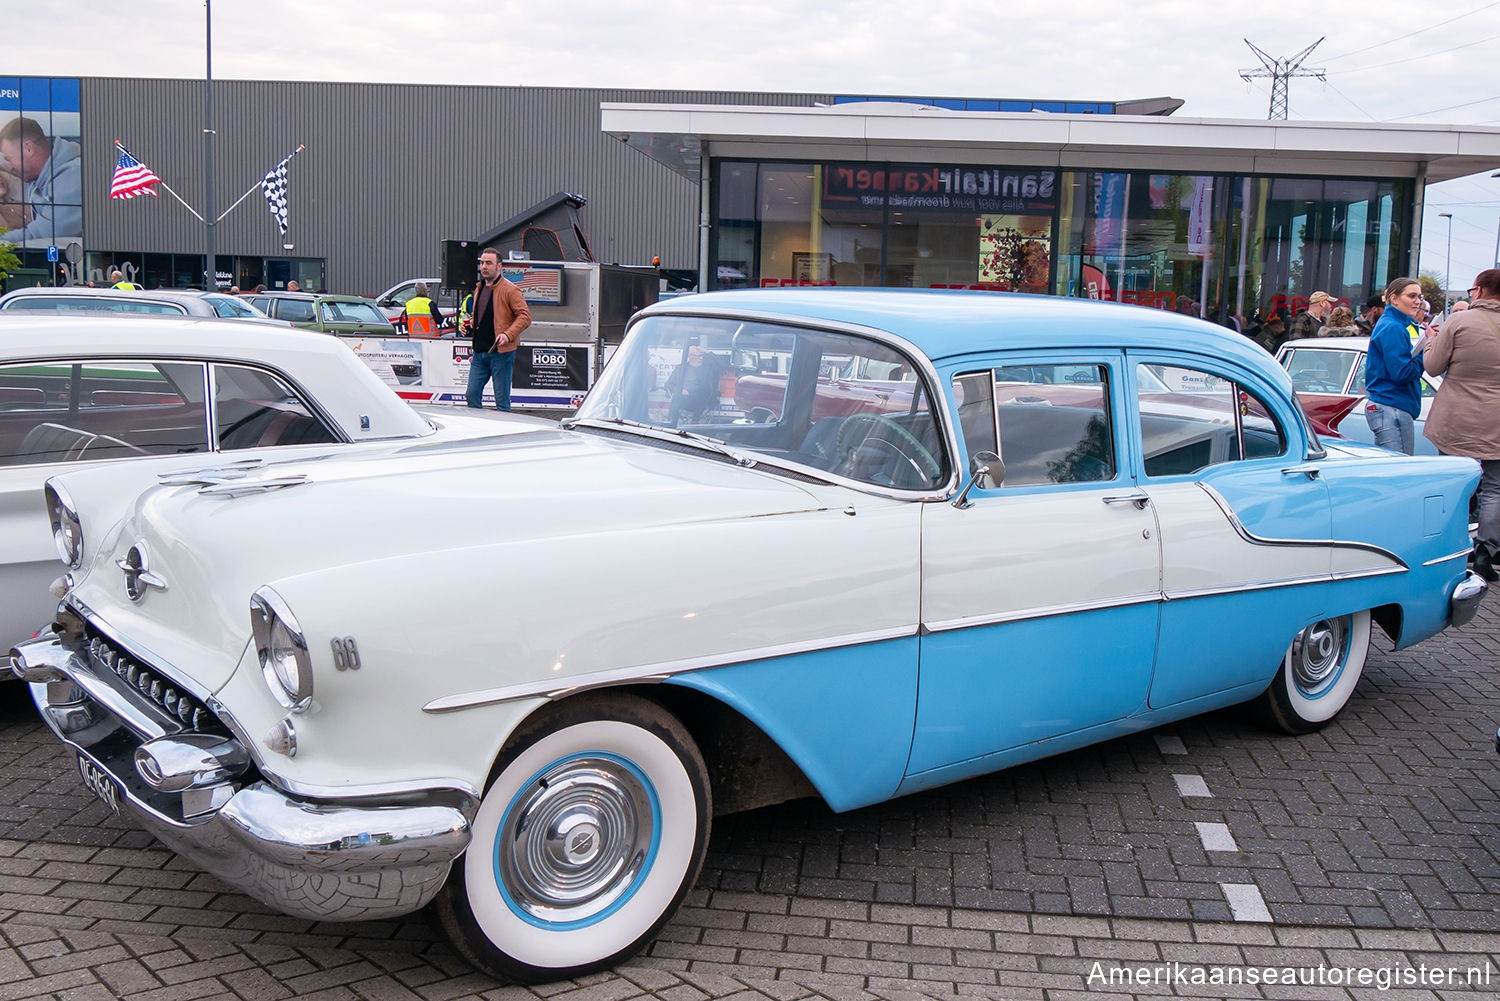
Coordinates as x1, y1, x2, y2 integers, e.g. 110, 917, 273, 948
275, 299, 316, 323
214, 364, 338, 450
1137, 363, 1287, 476
0, 359, 209, 465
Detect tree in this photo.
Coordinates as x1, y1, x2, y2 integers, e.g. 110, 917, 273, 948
0, 242, 19, 287
1419, 273, 1446, 314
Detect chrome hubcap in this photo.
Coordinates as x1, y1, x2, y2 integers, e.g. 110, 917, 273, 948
499, 757, 653, 922
1291, 617, 1348, 694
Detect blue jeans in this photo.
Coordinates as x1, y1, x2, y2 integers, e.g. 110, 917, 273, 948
466, 350, 514, 411
1364, 402, 1414, 455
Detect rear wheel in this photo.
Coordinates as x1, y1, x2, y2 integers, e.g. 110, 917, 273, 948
432, 693, 710, 983
1257, 610, 1372, 734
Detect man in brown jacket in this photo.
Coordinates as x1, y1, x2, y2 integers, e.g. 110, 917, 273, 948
1423, 268, 1500, 581
463, 247, 531, 411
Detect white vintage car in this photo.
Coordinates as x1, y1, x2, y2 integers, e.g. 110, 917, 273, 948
14, 290, 1486, 983
0, 314, 534, 651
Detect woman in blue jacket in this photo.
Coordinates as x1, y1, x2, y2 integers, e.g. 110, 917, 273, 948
1364, 277, 1426, 454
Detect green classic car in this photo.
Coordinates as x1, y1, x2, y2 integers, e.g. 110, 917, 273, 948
246, 291, 395, 336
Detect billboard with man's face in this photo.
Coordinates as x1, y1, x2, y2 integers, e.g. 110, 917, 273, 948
0, 77, 81, 250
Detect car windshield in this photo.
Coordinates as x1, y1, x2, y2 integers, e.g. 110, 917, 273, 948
576, 314, 950, 491
1281, 347, 1358, 395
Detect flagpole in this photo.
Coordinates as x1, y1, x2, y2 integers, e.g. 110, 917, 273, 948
215, 181, 267, 224
203, 0, 216, 289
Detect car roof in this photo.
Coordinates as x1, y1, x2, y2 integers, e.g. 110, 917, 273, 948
1281, 336, 1371, 350
641, 288, 1280, 372
0, 286, 221, 314
256, 291, 376, 303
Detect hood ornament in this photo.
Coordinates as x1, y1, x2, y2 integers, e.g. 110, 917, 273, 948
118, 542, 167, 602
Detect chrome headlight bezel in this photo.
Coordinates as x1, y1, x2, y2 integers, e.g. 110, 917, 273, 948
250, 586, 313, 712
45, 479, 83, 568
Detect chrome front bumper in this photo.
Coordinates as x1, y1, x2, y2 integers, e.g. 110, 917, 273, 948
13, 631, 476, 922
1450, 570, 1488, 628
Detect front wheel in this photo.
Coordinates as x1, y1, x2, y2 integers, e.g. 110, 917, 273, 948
432, 693, 711, 983
1256, 610, 1372, 734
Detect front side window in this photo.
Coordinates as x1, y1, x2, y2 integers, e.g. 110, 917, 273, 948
578, 315, 948, 490
214, 364, 337, 450
1137, 363, 1287, 477
958, 363, 1115, 487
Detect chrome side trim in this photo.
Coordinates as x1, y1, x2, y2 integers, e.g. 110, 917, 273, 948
423, 625, 916, 714
1423, 547, 1473, 567
922, 592, 1162, 633
1196, 482, 1409, 569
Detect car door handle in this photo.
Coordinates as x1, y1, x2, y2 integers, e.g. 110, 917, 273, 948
1281, 465, 1321, 479
1102, 491, 1151, 509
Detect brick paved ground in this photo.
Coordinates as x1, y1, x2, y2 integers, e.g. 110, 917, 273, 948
2, 596, 1498, 998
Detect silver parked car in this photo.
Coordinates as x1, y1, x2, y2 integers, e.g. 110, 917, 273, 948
0, 286, 286, 325
1275, 336, 1441, 455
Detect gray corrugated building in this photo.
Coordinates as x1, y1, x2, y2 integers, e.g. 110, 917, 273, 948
2, 77, 1177, 295
9, 79, 836, 293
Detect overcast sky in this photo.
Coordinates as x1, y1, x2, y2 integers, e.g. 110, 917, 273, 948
10, 0, 1500, 295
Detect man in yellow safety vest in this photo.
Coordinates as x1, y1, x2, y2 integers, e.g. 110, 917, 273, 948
401, 282, 443, 336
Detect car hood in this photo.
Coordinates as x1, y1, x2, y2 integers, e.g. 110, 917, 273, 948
65, 427, 830, 693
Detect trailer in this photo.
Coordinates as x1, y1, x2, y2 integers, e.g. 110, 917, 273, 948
337, 261, 659, 410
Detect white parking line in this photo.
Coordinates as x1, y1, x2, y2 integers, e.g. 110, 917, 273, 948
1173, 773, 1212, 797
1155, 734, 1188, 755
1222, 882, 1273, 922
1195, 821, 1239, 852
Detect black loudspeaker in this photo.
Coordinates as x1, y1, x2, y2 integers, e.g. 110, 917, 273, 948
441, 240, 480, 292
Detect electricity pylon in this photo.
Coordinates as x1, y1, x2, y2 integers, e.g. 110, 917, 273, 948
1240, 38, 1326, 120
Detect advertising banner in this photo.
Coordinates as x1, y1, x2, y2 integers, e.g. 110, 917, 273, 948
355, 338, 594, 409
822, 163, 1056, 216
0, 77, 82, 250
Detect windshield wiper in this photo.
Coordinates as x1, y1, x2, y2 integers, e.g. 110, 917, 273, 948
563, 416, 757, 467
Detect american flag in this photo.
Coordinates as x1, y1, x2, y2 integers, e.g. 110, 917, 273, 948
261, 145, 303, 234
511, 266, 562, 303
109, 146, 162, 200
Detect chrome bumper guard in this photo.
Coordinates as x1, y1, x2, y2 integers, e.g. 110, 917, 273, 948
1450, 570, 1487, 628
12, 632, 477, 922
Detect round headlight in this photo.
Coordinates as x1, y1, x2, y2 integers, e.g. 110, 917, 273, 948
250, 587, 313, 712
45, 480, 83, 568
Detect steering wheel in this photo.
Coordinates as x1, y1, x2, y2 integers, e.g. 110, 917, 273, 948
831, 413, 943, 487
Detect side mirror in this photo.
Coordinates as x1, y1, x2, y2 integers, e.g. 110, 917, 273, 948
952, 450, 1003, 509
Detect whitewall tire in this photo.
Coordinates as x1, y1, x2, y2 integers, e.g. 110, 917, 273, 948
1258, 610, 1372, 734
432, 693, 710, 983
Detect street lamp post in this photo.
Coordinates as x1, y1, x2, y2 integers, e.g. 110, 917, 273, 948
1440, 212, 1453, 317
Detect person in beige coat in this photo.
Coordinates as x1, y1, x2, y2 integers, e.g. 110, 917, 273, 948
1423, 268, 1500, 581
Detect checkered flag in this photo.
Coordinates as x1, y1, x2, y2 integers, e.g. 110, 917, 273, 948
260, 145, 304, 235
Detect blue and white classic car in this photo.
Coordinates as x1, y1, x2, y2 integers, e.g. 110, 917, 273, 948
14, 289, 1486, 982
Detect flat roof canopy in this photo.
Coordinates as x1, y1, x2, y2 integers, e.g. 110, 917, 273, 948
601, 102, 1500, 184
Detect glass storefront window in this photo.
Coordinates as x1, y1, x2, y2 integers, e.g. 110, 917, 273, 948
713, 160, 1055, 292
712, 159, 1411, 318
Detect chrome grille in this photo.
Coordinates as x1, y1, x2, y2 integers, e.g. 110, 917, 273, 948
85, 630, 226, 735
